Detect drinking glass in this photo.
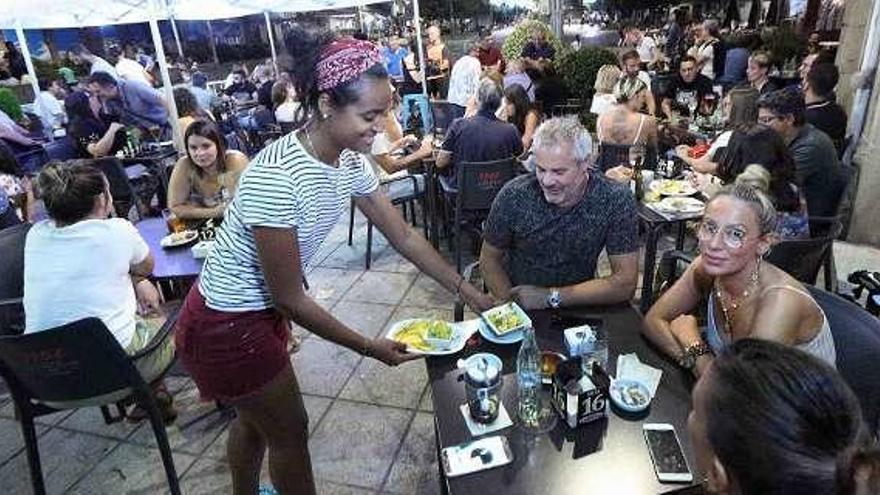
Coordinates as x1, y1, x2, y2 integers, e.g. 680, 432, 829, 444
581, 327, 608, 375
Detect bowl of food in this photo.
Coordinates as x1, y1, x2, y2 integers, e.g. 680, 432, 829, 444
540, 351, 566, 384
482, 302, 531, 337
422, 320, 455, 350
609, 379, 652, 413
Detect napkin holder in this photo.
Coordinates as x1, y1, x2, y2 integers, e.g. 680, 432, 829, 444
551, 358, 610, 429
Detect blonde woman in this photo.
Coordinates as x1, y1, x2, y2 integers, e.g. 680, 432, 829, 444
589, 64, 622, 116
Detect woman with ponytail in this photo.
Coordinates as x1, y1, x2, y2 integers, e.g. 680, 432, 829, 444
174, 28, 493, 495
689, 339, 880, 494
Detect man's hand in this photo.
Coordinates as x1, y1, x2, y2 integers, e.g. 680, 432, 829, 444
370, 338, 423, 366
509, 285, 550, 310
459, 283, 497, 313
134, 279, 162, 316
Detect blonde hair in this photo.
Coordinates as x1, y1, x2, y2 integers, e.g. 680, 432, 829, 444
711, 164, 778, 234
594, 65, 622, 94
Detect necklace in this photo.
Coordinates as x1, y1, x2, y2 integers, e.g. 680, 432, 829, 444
715, 259, 761, 336
302, 125, 339, 166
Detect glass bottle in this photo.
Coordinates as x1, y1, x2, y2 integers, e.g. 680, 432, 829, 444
517, 326, 541, 428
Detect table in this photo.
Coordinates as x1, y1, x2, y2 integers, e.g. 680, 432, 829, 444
637, 203, 701, 313
135, 218, 203, 281
427, 306, 700, 494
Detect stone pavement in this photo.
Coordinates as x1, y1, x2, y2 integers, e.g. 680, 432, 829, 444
1, 210, 877, 494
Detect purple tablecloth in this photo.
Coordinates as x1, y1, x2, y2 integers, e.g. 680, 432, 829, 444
136, 217, 203, 280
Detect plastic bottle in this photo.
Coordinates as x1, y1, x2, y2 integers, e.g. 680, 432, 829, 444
516, 326, 541, 428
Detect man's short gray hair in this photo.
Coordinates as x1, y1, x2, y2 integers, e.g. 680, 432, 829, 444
477, 78, 503, 113
531, 116, 593, 163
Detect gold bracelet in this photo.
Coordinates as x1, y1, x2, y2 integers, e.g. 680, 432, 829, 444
455, 275, 465, 298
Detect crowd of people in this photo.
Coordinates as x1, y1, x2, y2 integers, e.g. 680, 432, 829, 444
1, 15, 879, 495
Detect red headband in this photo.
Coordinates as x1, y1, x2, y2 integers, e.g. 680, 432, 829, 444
316, 38, 383, 92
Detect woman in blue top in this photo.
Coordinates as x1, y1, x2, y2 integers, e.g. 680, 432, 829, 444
643, 182, 835, 376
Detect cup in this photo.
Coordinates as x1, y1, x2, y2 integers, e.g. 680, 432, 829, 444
641, 170, 655, 190
162, 209, 185, 234
581, 328, 608, 376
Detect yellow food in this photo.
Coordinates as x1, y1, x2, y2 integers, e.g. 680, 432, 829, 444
392, 320, 451, 351
654, 180, 692, 196
487, 304, 524, 335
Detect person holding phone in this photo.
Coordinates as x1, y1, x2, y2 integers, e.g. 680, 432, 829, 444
688, 339, 880, 494
174, 29, 493, 495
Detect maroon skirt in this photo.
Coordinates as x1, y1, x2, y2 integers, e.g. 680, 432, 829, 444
175, 286, 290, 402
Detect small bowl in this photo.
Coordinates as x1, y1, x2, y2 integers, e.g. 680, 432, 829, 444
609, 379, 652, 413
424, 335, 454, 350
540, 351, 566, 384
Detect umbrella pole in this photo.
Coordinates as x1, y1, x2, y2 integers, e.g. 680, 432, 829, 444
412, 0, 429, 97
264, 11, 278, 77
14, 22, 41, 106
170, 16, 185, 59
149, 0, 183, 152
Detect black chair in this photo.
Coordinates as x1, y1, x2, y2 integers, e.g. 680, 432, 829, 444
279, 121, 296, 135
0, 222, 30, 336
0, 316, 181, 495
445, 158, 517, 273
90, 157, 141, 220
430, 100, 458, 138
765, 217, 842, 286
347, 174, 427, 269
807, 286, 880, 436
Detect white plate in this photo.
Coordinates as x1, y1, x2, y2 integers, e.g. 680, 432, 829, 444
478, 319, 524, 345
650, 179, 698, 197
160, 230, 198, 248
386, 319, 479, 356
655, 196, 704, 214
609, 378, 652, 413
481, 302, 532, 339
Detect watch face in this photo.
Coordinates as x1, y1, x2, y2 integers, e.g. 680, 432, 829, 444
548, 291, 561, 308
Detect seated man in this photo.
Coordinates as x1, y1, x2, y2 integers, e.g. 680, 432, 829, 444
803, 63, 848, 157
757, 88, 849, 218
661, 55, 714, 120
436, 78, 522, 191
223, 69, 258, 102
480, 116, 639, 309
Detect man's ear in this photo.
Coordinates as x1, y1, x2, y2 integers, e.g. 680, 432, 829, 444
707, 456, 731, 494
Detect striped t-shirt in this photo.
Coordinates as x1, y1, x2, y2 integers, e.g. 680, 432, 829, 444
199, 132, 378, 311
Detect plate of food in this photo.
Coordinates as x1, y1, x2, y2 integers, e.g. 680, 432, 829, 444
386, 319, 475, 356
478, 302, 531, 345
654, 196, 704, 214
650, 179, 698, 197
160, 230, 199, 248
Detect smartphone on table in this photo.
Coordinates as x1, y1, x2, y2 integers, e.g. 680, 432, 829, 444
643, 423, 693, 483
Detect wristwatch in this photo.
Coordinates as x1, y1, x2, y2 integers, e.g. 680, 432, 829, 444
546, 288, 562, 309
678, 341, 712, 370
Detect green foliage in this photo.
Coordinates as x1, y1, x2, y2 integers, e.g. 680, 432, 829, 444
761, 25, 800, 68
0, 88, 23, 122
500, 20, 566, 62
555, 46, 619, 102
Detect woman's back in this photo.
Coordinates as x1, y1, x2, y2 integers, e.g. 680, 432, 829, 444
596, 107, 657, 171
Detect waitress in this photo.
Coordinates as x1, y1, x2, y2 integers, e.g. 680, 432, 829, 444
175, 28, 493, 495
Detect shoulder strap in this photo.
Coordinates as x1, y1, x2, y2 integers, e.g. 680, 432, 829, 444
633, 114, 646, 145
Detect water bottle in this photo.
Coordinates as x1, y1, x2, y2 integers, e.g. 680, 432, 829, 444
516, 326, 541, 428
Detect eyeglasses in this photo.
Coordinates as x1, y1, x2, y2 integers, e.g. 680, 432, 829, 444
697, 221, 750, 249
757, 115, 780, 125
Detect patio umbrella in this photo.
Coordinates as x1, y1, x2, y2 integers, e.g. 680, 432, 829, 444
748, 0, 762, 27
766, 0, 779, 25
724, 0, 741, 27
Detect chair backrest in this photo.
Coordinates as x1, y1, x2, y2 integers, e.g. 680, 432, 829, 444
431, 100, 457, 135
0, 318, 142, 404
807, 286, 880, 434
766, 217, 841, 285
0, 222, 31, 301
89, 157, 136, 217
279, 121, 297, 135
456, 158, 516, 213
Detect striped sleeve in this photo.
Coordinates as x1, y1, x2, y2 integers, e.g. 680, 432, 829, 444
237, 165, 301, 229
347, 152, 379, 197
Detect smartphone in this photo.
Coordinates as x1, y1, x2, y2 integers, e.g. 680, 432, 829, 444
441, 436, 513, 478
643, 423, 693, 483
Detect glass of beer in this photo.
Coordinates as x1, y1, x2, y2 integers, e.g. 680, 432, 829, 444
162, 209, 186, 233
